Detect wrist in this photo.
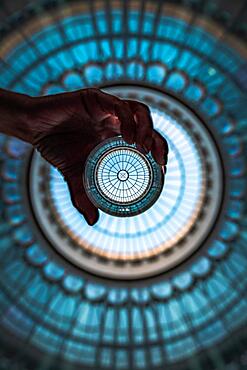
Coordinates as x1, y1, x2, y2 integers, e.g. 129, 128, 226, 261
0, 89, 34, 143
17, 94, 35, 143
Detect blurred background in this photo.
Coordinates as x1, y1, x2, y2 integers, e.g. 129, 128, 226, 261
0, 0, 246, 369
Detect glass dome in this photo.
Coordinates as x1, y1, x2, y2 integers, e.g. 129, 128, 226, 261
0, 0, 246, 369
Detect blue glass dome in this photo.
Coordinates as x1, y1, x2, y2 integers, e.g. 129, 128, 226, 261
0, 1, 246, 369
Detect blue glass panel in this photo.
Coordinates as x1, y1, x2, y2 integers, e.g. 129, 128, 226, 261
108, 289, 128, 306
3, 259, 32, 288
49, 293, 76, 320
131, 289, 149, 304
70, 44, 89, 64
3, 182, 21, 203
100, 39, 112, 59
112, 11, 122, 33
225, 297, 247, 330
13, 224, 33, 245
185, 83, 204, 102
85, 283, 106, 301
157, 18, 186, 43
6, 138, 30, 158
147, 64, 166, 84
63, 72, 84, 89
140, 40, 151, 62
126, 62, 144, 80
166, 72, 186, 92
64, 16, 94, 40
229, 178, 246, 198
26, 244, 48, 266
197, 320, 226, 346
208, 240, 228, 259
63, 275, 84, 293
118, 308, 129, 343
113, 39, 124, 58
176, 51, 201, 77
152, 43, 178, 66
229, 158, 245, 176
200, 97, 220, 117
96, 12, 108, 34
43, 262, 64, 281
213, 115, 235, 135
115, 350, 128, 368
150, 346, 163, 366
143, 14, 154, 35
173, 272, 193, 290
101, 348, 113, 366
85, 65, 104, 84
129, 12, 139, 33
31, 326, 63, 354
30, 25, 64, 53
2, 159, 20, 180
127, 38, 138, 58
134, 349, 146, 368
226, 200, 244, 219
151, 282, 172, 300
45, 84, 64, 94
105, 62, 124, 80
223, 136, 242, 156
191, 258, 211, 277
25, 275, 51, 308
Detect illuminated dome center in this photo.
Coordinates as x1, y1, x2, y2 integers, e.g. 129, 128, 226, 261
29, 86, 222, 279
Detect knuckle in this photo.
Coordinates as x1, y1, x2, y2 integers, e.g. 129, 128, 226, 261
139, 102, 150, 113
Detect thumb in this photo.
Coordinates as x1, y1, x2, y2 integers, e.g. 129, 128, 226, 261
66, 173, 99, 226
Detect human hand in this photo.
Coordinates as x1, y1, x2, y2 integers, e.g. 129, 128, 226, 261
29, 88, 168, 225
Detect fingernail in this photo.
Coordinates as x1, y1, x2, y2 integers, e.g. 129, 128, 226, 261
162, 165, 167, 175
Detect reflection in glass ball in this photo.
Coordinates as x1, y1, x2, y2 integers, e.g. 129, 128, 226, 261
84, 136, 164, 217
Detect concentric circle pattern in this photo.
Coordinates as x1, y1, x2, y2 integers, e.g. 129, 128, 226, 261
95, 146, 152, 206
29, 87, 222, 277
84, 136, 163, 217
0, 1, 246, 370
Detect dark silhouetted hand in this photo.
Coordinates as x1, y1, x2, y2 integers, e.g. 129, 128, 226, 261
0, 88, 168, 225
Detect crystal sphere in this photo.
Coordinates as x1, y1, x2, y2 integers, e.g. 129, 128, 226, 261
84, 137, 164, 217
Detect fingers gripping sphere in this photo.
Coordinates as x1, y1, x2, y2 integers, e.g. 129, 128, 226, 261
29, 88, 168, 224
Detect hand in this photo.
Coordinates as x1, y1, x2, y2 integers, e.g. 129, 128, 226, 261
29, 88, 168, 225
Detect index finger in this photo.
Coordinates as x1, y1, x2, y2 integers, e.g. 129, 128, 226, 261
126, 100, 154, 152
88, 89, 136, 144
151, 130, 169, 166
